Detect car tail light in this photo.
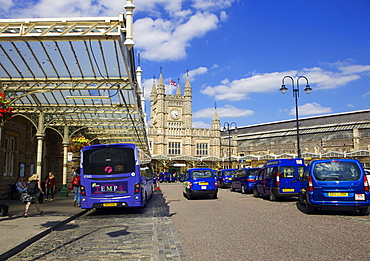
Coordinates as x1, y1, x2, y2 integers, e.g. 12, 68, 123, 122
276, 172, 280, 186
80, 186, 86, 196
308, 175, 314, 192
134, 183, 140, 194
189, 182, 193, 188
215, 181, 218, 187
364, 175, 369, 192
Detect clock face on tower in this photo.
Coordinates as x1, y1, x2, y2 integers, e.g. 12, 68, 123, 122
170, 109, 180, 120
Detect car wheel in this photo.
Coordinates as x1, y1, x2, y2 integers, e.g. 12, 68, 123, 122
241, 185, 246, 194
359, 207, 370, 216
305, 202, 316, 214
186, 189, 193, 200
269, 189, 277, 201
253, 188, 260, 197
298, 192, 306, 206
230, 186, 235, 192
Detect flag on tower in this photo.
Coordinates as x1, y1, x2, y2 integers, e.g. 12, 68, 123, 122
170, 80, 177, 86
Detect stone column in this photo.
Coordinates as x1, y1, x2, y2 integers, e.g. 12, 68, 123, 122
60, 125, 69, 197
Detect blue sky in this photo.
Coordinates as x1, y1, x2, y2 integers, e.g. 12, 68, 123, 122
1, 0, 370, 129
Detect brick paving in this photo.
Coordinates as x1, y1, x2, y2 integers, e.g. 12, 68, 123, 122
8, 191, 187, 261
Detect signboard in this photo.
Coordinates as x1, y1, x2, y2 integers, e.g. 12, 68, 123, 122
67, 152, 73, 162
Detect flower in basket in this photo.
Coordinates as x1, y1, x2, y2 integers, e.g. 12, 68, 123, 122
0, 92, 14, 123
68, 136, 91, 153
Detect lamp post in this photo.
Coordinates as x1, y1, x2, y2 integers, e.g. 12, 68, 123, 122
223, 122, 237, 168
280, 76, 312, 159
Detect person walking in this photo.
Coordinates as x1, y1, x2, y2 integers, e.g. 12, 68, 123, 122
45, 171, 56, 201
23, 174, 44, 217
71, 167, 81, 207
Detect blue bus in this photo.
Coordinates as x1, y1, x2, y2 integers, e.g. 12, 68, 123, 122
79, 143, 154, 209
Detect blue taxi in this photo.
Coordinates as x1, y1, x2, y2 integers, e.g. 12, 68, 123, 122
216, 168, 237, 188
182, 168, 218, 199
253, 159, 305, 201
298, 159, 370, 215
230, 167, 261, 193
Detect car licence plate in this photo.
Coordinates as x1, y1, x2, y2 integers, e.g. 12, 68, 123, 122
103, 203, 118, 207
328, 192, 348, 197
282, 189, 294, 192
199, 182, 208, 185
201, 186, 207, 190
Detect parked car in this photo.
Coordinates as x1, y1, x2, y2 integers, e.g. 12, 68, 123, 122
158, 172, 177, 183
230, 167, 261, 193
253, 158, 305, 201
182, 168, 218, 199
298, 159, 370, 215
216, 168, 237, 188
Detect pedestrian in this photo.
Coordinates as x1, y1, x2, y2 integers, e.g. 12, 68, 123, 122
23, 174, 44, 217
45, 171, 56, 201
15, 177, 27, 193
71, 167, 81, 207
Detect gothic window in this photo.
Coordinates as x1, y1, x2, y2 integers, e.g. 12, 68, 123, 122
196, 143, 209, 156
4, 135, 17, 176
168, 142, 181, 155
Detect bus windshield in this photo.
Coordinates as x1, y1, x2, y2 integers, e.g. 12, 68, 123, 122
83, 147, 135, 175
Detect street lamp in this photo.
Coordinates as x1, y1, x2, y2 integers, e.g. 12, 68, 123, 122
280, 76, 312, 159
223, 122, 237, 168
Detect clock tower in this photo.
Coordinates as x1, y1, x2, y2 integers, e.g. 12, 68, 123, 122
148, 71, 221, 172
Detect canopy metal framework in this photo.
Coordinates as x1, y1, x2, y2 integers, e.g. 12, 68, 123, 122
0, 3, 149, 194
0, 14, 148, 152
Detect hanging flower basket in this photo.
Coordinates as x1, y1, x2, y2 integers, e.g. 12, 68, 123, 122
68, 136, 91, 153
0, 92, 14, 123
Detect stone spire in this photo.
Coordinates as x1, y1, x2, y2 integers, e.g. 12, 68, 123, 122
212, 104, 220, 130
176, 78, 182, 96
150, 76, 157, 102
184, 72, 192, 97
157, 70, 165, 95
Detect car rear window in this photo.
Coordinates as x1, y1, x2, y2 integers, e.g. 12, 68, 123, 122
313, 162, 361, 181
224, 170, 235, 176
192, 170, 213, 178
278, 166, 295, 178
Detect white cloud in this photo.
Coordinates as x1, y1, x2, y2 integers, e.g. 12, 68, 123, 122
192, 121, 211, 128
184, 67, 208, 81
193, 104, 253, 119
0, 0, 13, 13
201, 71, 297, 101
192, 0, 237, 10
300, 67, 361, 90
201, 63, 370, 101
135, 12, 219, 61
220, 11, 228, 22
7, 0, 116, 18
135, 0, 183, 15
290, 102, 332, 116
362, 91, 370, 97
